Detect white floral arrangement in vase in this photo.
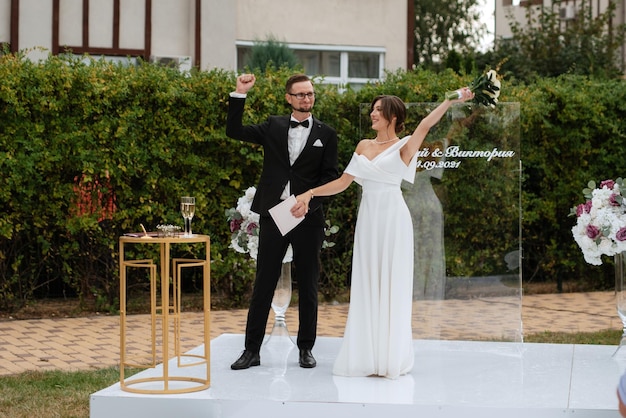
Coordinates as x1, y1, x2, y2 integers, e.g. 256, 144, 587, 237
570, 178, 626, 265
226, 186, 292, 263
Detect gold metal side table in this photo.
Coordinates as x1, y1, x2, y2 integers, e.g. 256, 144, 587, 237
118, 234, 210, 394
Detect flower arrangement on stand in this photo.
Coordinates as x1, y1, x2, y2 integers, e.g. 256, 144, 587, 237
570, 178, 626, 265
225, 186, 292, 263
446, 69, 501, 108
226, 186, 296, 344
572, 178, 626, 355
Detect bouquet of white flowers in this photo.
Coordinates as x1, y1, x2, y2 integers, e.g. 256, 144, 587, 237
225, 186, 292, 262
446, 69, 501, 108
570, 178, 626, 265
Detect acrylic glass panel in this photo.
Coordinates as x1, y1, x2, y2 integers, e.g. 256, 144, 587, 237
360, 102, 522, 343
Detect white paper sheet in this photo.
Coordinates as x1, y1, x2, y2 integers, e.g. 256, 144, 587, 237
269, 195, 305, 236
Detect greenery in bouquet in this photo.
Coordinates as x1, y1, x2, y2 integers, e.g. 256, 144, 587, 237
445, 69, 501, 108
570, 178, 626, 265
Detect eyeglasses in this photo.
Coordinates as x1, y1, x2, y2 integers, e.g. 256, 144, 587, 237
288, 92, 315, 100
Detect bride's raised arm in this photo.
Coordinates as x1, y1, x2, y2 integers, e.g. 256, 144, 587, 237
400, 87, 473, 165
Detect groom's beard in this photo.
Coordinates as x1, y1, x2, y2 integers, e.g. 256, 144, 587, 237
292, 104, 313, 113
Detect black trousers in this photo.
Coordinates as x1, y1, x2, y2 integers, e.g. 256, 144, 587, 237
243, 212, 324, 353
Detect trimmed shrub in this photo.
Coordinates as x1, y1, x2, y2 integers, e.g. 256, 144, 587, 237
0, 52, 623, 312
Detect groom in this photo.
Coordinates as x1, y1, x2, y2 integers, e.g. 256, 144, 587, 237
225, 73, 339, 369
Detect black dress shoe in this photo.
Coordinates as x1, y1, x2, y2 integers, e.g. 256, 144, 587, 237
299, 349, 316, 368
231, 350, 260, 370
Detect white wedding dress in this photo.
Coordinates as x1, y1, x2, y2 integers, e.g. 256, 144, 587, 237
333, 136, 418, 379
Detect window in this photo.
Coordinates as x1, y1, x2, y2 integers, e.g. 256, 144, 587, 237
292, 50, 341, 77
348, 52, 379, 78
236, 41, 385, 91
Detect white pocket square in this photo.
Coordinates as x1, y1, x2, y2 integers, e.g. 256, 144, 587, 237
313, 139, 324, 147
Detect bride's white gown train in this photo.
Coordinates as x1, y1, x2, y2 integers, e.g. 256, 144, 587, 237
333, 136, 418, 379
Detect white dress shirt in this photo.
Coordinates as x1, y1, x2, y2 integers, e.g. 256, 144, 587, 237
282, 116, 312, 199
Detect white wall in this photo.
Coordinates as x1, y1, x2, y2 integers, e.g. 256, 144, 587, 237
58, 0, 82, 47
119, 0, 146, 50
0, 0, 10, 43
18, 0, 53, 60
200, 0, 237, 70
151, 0, 193, 57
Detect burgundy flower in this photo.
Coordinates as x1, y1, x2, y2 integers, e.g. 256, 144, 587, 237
586, 224, 601, 240
617, 227, 626, 242
246, 222, 258, 235
230, 218, 243, 233
601, 179, 615, 190
610, 194, 621, 206
584, 200, 592, 213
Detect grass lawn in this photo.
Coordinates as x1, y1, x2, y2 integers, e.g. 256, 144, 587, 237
0, 367, 121, 418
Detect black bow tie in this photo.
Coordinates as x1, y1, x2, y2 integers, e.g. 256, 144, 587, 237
290, 119, 309, 128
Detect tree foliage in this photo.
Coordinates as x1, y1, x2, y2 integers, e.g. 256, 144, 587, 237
413, 0, 486, 69
488, 0, 626, 81
247, 36, 299, 74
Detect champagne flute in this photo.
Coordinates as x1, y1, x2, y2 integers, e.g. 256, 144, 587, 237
180, 196, 196, 237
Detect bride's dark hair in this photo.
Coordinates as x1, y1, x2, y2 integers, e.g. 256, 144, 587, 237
370, 95, 406, 134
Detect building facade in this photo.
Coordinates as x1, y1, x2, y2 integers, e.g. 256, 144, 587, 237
0, 0, 411, 89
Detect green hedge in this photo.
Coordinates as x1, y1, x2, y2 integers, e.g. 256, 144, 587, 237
0, 52, 622, 312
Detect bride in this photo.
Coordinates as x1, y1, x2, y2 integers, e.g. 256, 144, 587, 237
291, 87, 473, 378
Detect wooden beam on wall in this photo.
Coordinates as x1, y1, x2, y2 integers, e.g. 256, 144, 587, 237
10, 0, 19, 52
144, 0, 151, 60
195, 0, 201, 68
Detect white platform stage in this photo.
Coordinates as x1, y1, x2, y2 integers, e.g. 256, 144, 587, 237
90, 333, 624, 418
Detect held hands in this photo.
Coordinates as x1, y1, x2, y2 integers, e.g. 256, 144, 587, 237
235, 74, 256, 94
291, 192, 312, 218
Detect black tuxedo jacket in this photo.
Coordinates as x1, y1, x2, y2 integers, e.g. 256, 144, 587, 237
226, 95, 339, 223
